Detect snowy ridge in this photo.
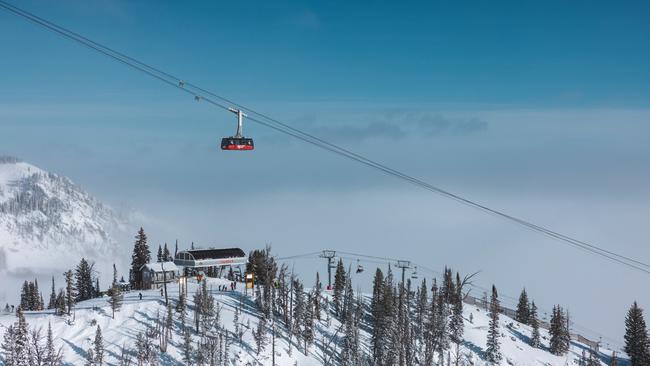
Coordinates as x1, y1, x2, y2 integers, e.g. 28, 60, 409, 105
0, 277, 623, 366
0, 156, 122, 272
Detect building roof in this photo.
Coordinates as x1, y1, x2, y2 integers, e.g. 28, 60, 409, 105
141, 261, 178, 272
181, 248, 246, 260
174, 247, 247, 268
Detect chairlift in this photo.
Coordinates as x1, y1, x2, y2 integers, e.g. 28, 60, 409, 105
410, 266, 418, 280
356, 259, 364, 274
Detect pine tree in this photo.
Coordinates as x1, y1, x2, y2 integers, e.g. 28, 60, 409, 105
292, 279, 306, 347
29, 327, 46, 366
48, 277, 56, 310
313, 272, 322, 321
112, 264, 118, 287
370, 267, 385, 363
515, 288, 530, 324
449, 272, 464, 344
157, 245, 163, 263
107, 282, 123, 319
333, 259, 346, 316
624, 301, 650, 366
303, 292, 315, 353
530, 301, 541, 348
253, 319, 267, 355
182, 321, 193, 365
130, 228, 150, 290
75, 258, 95, 302
423, 279, 438, 365
1, 324, 17, 366
549, 305, 570, 356
64, 270, 75, 315
33, 279, 40, 310
14, 308, 29, 366
432, 278, 450, 358
163, 243, 171, 262
45, 322, 62, 366
19, 281, 29, 310
382, 268, 398, 365
93, 326, 104, 366
55, 290, 66, 316
415, 277, 428, 348
485, 285, 501, 364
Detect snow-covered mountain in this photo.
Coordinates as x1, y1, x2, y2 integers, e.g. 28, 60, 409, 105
0, 156, 123, 273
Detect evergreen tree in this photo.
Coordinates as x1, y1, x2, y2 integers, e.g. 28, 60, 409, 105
32, 279, 40, 310
48, 277, 56, 310
107, 282, 123, 319
515, 288, 530, 324
182, 321, 193, 366
74, 258, 95, 302
55, 290, 66, 316
292, 279, 306, 346
449, 272, 464, 344
485, 285, 501, 364
45, 322, 62, 366
93, 326, 104, 366
624, 301, 650, 366
112, 264, 118, 287
370, 268, 385, 363
64, 270, 75, 315
29, 327, 46, 366
14, 308, 30, 366
313, 272, 322, 321
130, 228, 150, 290
333, 259, 346, 316
157, 245, 163, 263
382, 268, 398, 365
434, 279, 449, 357
423, 279, 438, 365
549, 305, 570, 356
1, 324, 17, 366
19, 281, 29, 310
303, 293, 315, 353
340, 277, 360, 366
135, 330, 155, 365
415, 278, 428, 348
253, 319, 267, 355
163, 243, 171, 262
530, 301, 541, 348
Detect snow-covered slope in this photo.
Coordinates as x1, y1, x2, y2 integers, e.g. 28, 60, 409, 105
0, 156, 122, 274
0, 277, 624, 366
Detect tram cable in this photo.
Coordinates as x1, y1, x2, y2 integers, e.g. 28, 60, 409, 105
1, 0, 649, 275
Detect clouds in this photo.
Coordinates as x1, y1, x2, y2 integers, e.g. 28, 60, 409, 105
291, 110, 489, 143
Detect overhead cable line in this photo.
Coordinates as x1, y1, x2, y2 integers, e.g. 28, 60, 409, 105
1, 0, 649, 275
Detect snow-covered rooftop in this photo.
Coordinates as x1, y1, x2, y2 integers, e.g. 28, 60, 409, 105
141, 261, 178, 272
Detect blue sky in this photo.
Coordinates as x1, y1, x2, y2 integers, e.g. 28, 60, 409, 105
1, 0, 649, 344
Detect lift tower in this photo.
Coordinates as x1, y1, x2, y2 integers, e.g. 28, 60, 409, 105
396, 260, 411, 285
320, 250, 336, 288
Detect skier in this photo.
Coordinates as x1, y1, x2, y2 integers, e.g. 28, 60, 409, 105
138, 292, 142, 300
